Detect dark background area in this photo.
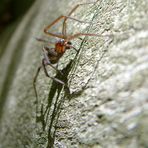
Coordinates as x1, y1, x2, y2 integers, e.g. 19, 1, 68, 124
0, 0, 35, 57
0, 0, 35, 33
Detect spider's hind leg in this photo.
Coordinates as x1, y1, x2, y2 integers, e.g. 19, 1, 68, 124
33, 65, 42, 120
42, 59, 66, 86
33, 66, 42, 101
42, 47, 63, 75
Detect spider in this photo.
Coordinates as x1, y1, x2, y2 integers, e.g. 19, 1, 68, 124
33, 0, 100, 99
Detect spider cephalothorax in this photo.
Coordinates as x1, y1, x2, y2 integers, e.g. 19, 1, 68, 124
55, 39, 72, 53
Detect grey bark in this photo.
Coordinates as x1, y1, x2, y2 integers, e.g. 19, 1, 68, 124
0, 0, 148, 148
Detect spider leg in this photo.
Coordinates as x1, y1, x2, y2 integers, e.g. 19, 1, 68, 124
44, 15, 91, 39
42, 59, 65, 85
47, 62, 63, 75
33, 60, 65, 99
62, 0, 99, 35
42, 47, 63, 75
67, 33, 112, 41
35, 37, 55, 45
33, 66, 42, 118
33, 66, 42, 101
67, 45, 78, 52
33, 62, 65, 116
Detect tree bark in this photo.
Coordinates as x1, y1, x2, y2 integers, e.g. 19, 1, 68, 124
0, 0, 148, 148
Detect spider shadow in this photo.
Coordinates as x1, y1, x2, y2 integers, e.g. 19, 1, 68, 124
35, 59, 73, 147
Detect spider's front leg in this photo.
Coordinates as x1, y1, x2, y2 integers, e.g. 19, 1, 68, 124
62, 0, 99, 35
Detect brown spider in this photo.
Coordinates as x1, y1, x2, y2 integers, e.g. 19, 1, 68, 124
33, 0, 100, 98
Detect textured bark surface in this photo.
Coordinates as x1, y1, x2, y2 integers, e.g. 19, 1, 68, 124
0, 0, 148, 148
